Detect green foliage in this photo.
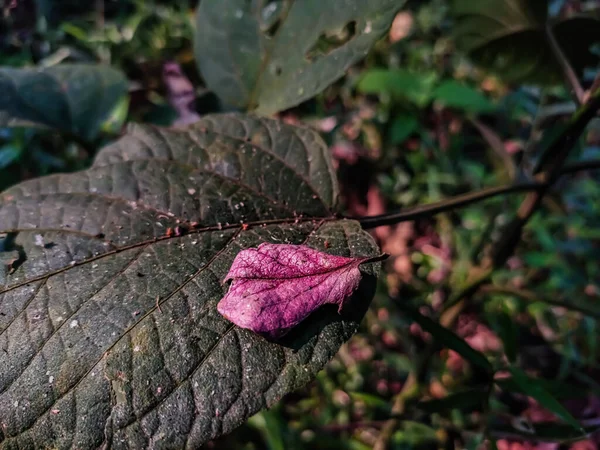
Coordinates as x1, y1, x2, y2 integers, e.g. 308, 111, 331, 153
357, 70, 495, 113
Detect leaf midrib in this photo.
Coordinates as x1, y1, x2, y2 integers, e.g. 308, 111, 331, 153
0, 216, 336, 296
229, 259, 365, 281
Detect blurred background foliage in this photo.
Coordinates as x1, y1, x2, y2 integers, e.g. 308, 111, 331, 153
1, 0, 600, 448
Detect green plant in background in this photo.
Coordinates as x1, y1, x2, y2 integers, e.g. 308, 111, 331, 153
0, 0, 600, 449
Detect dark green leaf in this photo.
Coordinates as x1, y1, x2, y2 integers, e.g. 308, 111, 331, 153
389, 114, 420, 145
357, 69, 437, 107
466, 434, 486, 450
452, 1, 600, 83
0, 64, 128, 141
505, 367, 583, 432
489, 309, 517, 362
398, 304, 493, 375
452, 0, 550, 83
0, 113, 381, 448
195, 0, 406, 114
496, 375, 589, 400
432, 80, 495, 114
349, 392, 392, 412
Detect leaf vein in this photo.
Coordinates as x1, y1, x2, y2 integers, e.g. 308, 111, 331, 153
0, 245, 149, 396
0, 217, 334, 296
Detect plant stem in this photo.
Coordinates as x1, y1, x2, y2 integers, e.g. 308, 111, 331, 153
562, 158, 600, 175
469, 117, 517, 179
546, 23, 585, 105
358, 156, 600, 230
358, 183, 541, 229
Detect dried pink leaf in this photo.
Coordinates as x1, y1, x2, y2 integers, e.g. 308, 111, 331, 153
217, 243, 385, 339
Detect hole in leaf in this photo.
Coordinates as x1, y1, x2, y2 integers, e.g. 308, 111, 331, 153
305, 21, 357, 62
0, 232, 27, 276
260, 0, 287, 38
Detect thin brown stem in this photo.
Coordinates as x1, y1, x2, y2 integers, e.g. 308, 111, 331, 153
358, 156, 600, 230
546, 23, 584, 105
358, 183, 541, 229
469, 118, 517, 179
562, 158, 600, 175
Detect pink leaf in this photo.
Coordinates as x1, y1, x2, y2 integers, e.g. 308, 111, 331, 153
217, 243, 386, 339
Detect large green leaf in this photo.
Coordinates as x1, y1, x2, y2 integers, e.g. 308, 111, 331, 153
452, 1, 600, 84
505, 367, 583, 432
0, 113, 381, 448
194, 0, 406, 114
357, 69, 437, 107
0, 64, 128, 141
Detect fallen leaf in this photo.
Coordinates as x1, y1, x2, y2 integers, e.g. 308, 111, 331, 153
218, 243, 386, 339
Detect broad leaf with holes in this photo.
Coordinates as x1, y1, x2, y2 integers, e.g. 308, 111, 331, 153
0, 64, 128, 141
194, 0, 406, 114
0, 113, 381, 449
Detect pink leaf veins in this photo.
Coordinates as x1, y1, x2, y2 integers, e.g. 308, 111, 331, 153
217, 243, 385, 339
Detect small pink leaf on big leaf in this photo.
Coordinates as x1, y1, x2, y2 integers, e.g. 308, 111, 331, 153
217, 243, 386, 339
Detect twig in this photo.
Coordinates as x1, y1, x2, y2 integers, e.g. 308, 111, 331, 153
358, 183, 540, 229
358, 156, 600, 230
469, 118, 517, 179
562, 158, 600, 175
546, 23, 584, 105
